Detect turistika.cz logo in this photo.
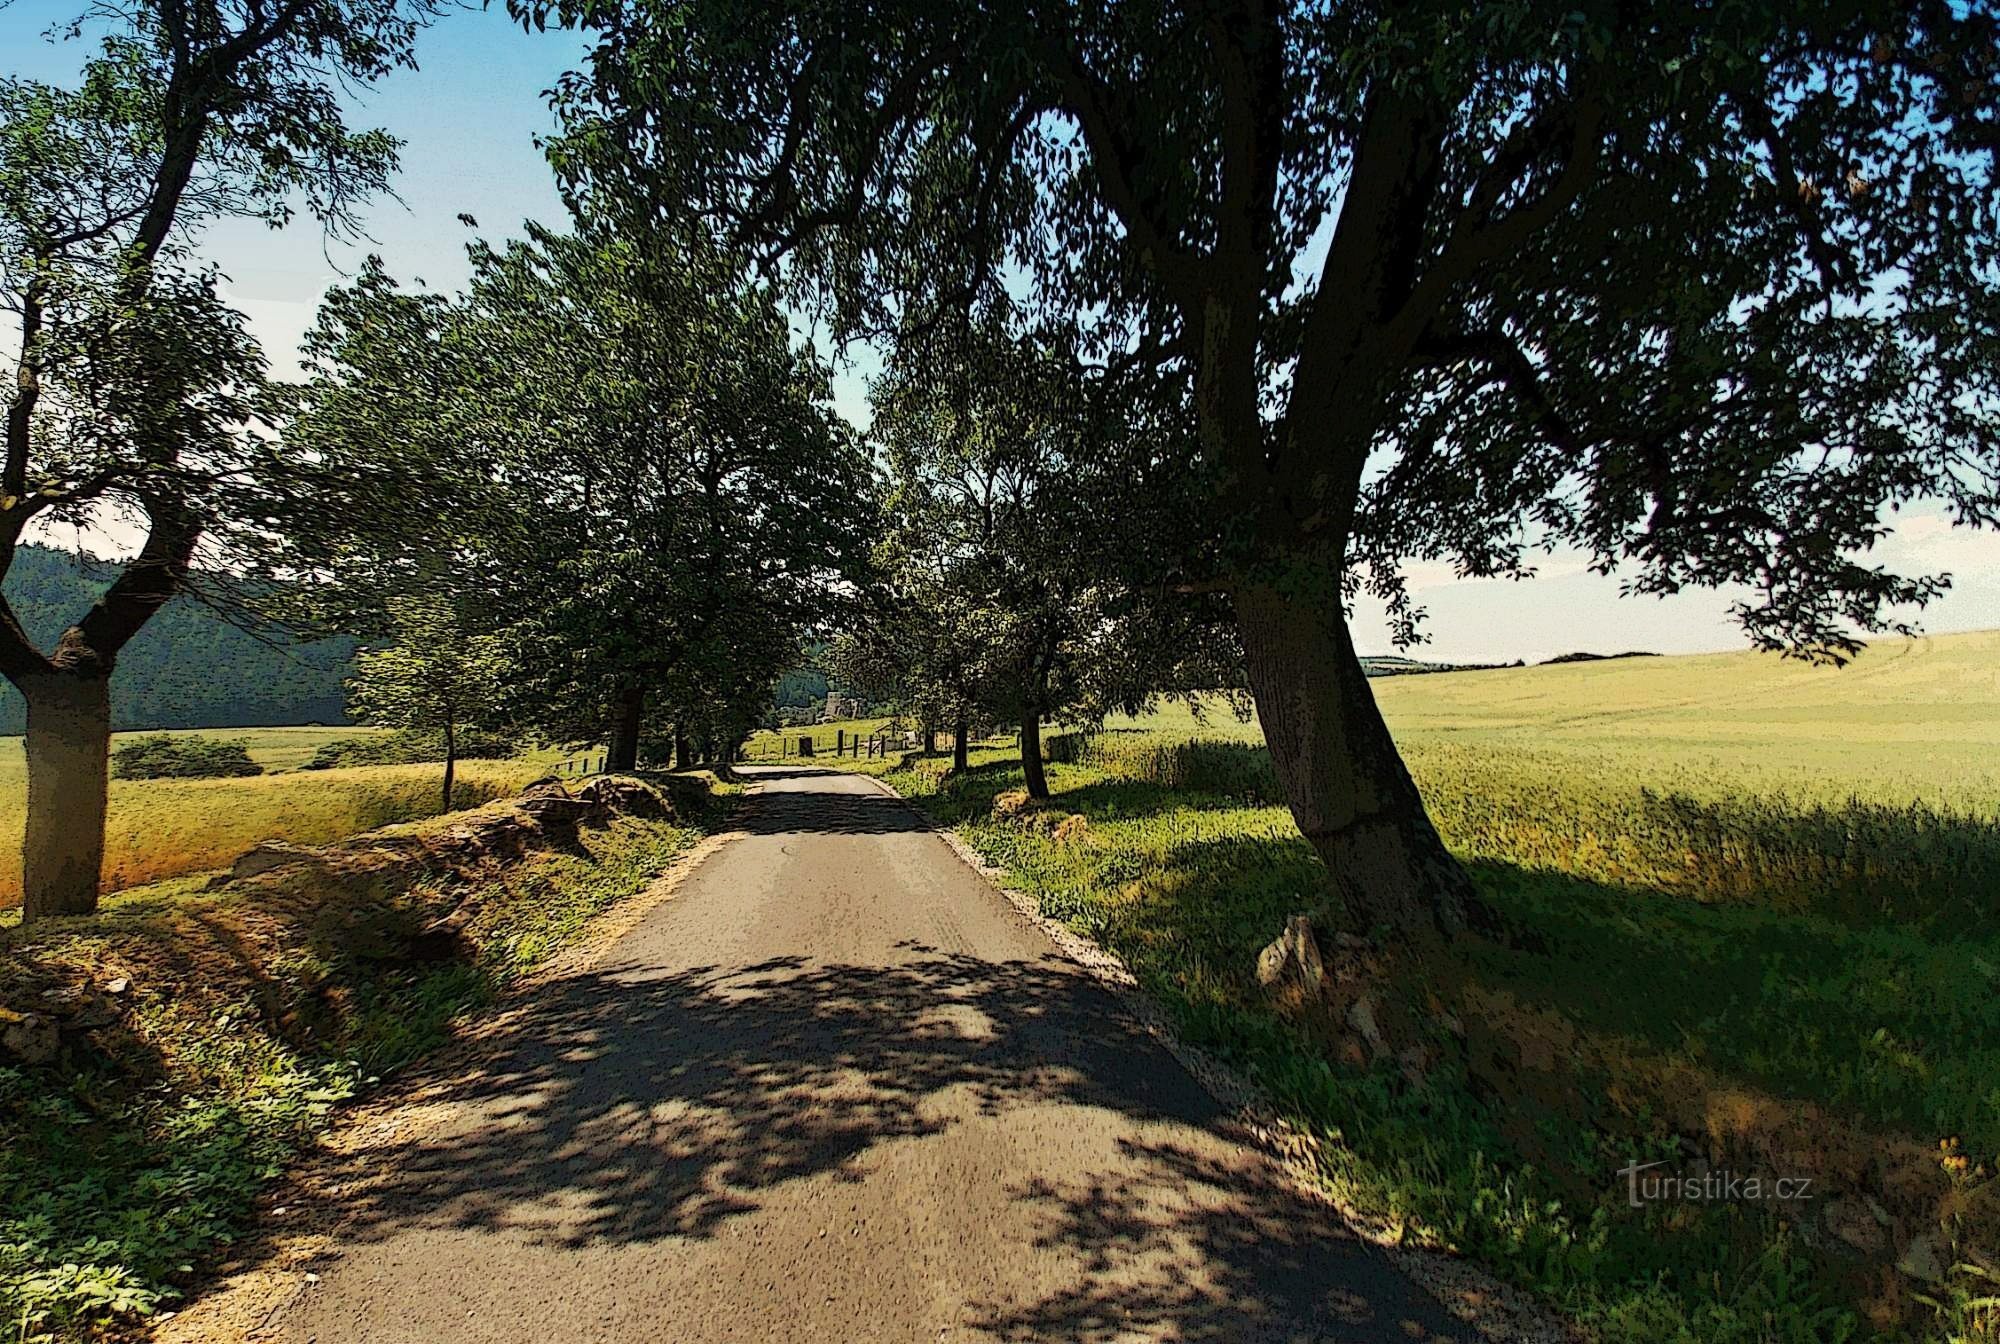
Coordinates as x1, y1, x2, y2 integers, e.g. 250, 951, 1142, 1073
1618, 1160, 1815, 1209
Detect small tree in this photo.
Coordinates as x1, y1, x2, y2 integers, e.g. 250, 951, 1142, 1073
347, 594, 511, 811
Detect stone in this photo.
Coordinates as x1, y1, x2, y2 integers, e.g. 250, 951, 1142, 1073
1, 1011, 60, 1065
1822, 1198, 1890, 1256
1896, 1232, 1948, 1284
1255, 915, 1326, 996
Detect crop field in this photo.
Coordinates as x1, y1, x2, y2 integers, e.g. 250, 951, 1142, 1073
887, 630, 2000, 1343
0, 727, 547, 910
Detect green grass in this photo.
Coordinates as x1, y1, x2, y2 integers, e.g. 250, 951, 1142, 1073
0, 778, 725, 1342
1, 728, 559, 910
882, 630, 2000, 1344
742, 715, 899, 761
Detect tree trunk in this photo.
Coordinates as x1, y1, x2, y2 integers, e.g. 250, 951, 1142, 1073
441, 716, 457, 812
1232, 581, 1481, 938
1019, 711, 1049, 800
19, 670, 112, 921
953, 719, 968, 772
674, 730, 690, 770
922, 720, 937, 755
606, 683, 645, 772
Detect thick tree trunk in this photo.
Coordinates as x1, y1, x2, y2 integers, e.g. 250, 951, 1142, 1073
19, 670, 111, 921
922, 721, 937, 755
606, 683, 645, 772
673, 730, 690, 770
1233, 581, 1480, 938
441, 716, 457, 812
1019, 711, 1048, 800
953, 719, 968, 772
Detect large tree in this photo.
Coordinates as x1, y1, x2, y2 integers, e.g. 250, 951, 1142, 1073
524, 0, 2000, 941
1, 0, 432, 919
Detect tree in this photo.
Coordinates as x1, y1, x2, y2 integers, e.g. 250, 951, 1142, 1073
526, 0, 2000, 943
2, 0, 434, 920
869, 322, 1231, 797
347, 593, 512, 810
275, 224, 872, 774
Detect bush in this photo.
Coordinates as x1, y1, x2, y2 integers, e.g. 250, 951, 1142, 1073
300, 728, 518, 771
110, 736, 262, 781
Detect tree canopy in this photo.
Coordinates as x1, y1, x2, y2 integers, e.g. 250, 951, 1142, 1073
522, 0, 2000, 936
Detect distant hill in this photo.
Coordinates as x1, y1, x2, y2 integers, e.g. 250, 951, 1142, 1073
1, 545, 354, 734
1360, 654, 1519, 677
774, 664, 829, 709
1542, 650, 1661, 665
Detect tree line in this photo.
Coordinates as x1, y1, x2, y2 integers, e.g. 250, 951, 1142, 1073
6, 0, 1999, 969
0, 544, 352, 734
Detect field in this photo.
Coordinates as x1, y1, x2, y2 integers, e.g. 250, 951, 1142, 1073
1, 727, 549, 910
743, 715, 897, 760
886, 630, 2000, 1344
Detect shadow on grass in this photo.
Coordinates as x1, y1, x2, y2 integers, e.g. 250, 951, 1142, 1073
925, 754, 2000, 1164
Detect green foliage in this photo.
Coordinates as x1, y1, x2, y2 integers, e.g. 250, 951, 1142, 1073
531, 0, 2000, 661
110, 735, 261, 781
299, 727, 517, 771
279, 225, 872, 760
0, 545, 354, 734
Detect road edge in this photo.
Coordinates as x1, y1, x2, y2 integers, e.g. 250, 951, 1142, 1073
149, 796, 750, 1344
853, 768, 1581, 1344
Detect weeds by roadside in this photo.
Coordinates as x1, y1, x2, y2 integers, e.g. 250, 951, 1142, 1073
885, 743, 1999, 1344
0, 775, 729, 1342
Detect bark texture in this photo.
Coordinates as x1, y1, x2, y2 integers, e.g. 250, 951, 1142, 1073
1233, 582, 1478, 938
606, 684, 646, 771
1019, 712, 1048, 800
19, 670, 112, 920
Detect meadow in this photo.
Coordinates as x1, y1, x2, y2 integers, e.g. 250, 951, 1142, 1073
0, 727, 548, 910
885, 631, 2000, 1344
742, 715, 897, 760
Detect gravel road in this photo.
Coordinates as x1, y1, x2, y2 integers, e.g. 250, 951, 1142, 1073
268, 766, 1473, 1343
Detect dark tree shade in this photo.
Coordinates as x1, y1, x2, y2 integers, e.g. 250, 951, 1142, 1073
523, 0, 2000, 937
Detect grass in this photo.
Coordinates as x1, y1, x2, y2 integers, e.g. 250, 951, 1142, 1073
0, 773, 730, 1342
742, 715, 898, 761
880, 630, 2000, 1344
0, 728, 556, 910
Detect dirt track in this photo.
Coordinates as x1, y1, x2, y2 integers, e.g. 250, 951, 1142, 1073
258, 766, 1474, 1343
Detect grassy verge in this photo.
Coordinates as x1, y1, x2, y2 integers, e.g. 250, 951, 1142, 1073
0, 773, 733, 1342
883, 743, 1999, 1344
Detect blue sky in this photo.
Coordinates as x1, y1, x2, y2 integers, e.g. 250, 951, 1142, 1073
6, 1, 1997, 663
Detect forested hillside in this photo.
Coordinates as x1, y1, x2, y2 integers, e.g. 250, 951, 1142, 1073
0, 546, 353, 733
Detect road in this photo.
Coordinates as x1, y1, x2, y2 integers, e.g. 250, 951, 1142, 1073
268, 766, 1474, 1343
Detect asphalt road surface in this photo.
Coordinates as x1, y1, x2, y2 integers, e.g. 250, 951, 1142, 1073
270, 766, 1474, 1343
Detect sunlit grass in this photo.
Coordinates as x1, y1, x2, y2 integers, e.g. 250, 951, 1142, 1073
880, 630, 2000, 1343
0, 729, 551, 909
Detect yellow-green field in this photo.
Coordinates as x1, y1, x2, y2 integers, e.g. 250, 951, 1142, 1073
888, 630, 2000, 1344
0, 727, 548, 909
1112, 629, 2000, 807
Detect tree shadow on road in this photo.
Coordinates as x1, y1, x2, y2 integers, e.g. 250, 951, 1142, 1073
306, 942, 1475, 1342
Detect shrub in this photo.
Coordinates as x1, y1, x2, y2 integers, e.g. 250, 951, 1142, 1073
300, 728, 519, 771
110, 736, 262, 781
